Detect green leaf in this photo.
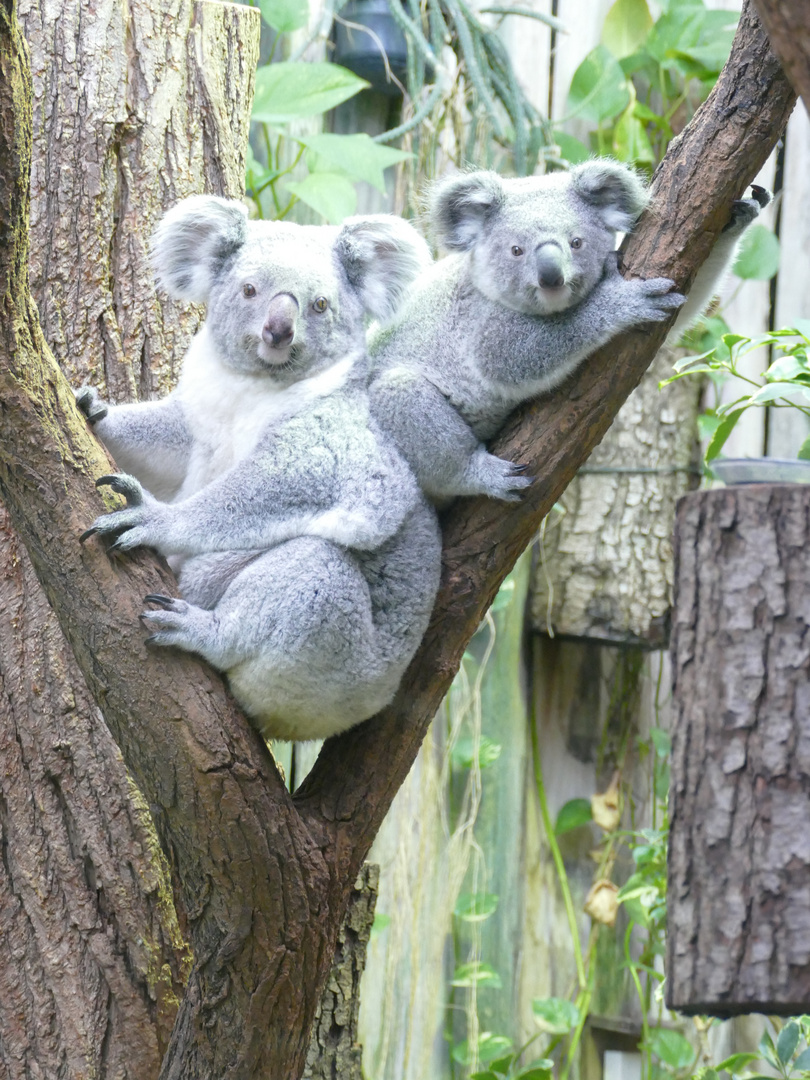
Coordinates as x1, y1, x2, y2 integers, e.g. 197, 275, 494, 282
650, 727, 671, 757
283, 172, 357, 223
454, 1035, 513, 1066
747, 382, 810, 406
516, 1066, 555, 1080
371, 912, 391, 934
732, 224, 781, 280
797, 437, 810, 462
759, 1033, 780, 1071
705, 408, 744, 461
258, 0, 309, 33
714, 1052, 761, 1074
765, 354, 810, 382
602, 0, 653, 59
567, 45, 631, 124
552, 130, 591, 165
470, 1073, 500, 1080
777, 1023, 800, 1066
613, 96, 655, 165
554, 798, 593, 835
299, 133, 412, 192
451, 736, 502, 770
793, 1047, 810, 1071
649, 1029, 694, 1069
252, 62, 369, 123
531, 997, 581, 1034
455, 893, 500, 922
489, 1054, 516, 1076
452, 962, 503, 988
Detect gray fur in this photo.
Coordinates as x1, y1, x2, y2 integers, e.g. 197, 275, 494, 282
369, 163, 766, 503
78, 198, 439, 741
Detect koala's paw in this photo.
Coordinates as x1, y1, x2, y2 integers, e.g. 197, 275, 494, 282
724, 185, 772, 235
75, 385, 109, 425
141, 594, 204, 652
469, 449, 535, 502
81, 473, 165, 552
630, 278, 686, 323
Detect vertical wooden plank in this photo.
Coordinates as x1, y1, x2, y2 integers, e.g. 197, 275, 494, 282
769, 107, 810, 457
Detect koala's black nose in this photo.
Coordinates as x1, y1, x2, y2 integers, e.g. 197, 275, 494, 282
262, 292, 299, 348
536, 244, 565, 289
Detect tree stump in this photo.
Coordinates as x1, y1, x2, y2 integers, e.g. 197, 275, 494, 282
668, 485, 810, 1015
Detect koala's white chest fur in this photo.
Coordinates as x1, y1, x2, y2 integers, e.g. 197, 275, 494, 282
172, 327, 355, 499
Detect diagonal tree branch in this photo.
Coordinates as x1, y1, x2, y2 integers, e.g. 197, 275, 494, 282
751, 0, 810, 116
0, 0, 796, 1075
294, 0, 796, 883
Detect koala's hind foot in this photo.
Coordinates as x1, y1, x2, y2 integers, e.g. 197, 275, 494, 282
723, 184, 772, 236
142, 594, 236, 669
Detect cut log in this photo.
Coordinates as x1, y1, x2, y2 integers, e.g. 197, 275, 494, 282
668, 484, 810, 1015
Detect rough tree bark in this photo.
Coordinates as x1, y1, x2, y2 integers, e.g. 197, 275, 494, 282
0, 1, 258, 1077
752, 0, 810, 117
668, 486, 810, 1016
0, 3, 797, 1079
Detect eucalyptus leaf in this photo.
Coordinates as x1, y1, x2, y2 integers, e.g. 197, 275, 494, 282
567, 46, 631, 124
732, 224, 781, 281
714, 1052, 762, 1073
300, 133, 412, 192
601, 0, 653, 59
554, 798, 593, 835
283, 172, 357, 223
252, 62, 369, 122
258, 0, 309, 33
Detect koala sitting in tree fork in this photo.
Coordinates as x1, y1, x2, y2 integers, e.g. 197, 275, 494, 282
77, 197, 440, 742
369, 160, 770, 503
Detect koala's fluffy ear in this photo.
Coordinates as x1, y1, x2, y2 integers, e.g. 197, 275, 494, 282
571, 160, 649, 232
335, 215, 432, 323
430, 171, 505, 252
151, 195, 249, 303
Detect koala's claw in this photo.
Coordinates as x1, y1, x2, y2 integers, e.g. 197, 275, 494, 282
750, 184, 771, 210
75, 386, 108, 425
725, 186, 772, 234
79, 526, 98, 544
511, 462, 531, 475
141, 596, 196, 650
144, 593, 177, 608
96, 473, 144, 506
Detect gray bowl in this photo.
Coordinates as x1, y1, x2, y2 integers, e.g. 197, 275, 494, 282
710, 457, 810, 485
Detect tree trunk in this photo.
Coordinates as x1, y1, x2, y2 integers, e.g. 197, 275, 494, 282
303, 865, 379, 1080
0, 1, 798, 1076
0, 1, 258, 1076
752, 0, 810, 119
530, 346, 701, 646
668, 485, 810, 1016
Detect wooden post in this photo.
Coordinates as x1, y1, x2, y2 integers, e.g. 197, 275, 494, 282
668, 485, 810, 1015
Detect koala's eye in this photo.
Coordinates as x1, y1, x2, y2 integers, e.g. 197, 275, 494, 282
313, 297, 328, 314
511, 245, 524, 257
570, 237, 583, 250
242, 283, 257, 298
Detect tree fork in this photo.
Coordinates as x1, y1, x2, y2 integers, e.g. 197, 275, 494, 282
0, 1, 797, 1077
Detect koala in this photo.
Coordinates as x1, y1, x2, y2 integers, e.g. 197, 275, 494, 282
368, 162, 768, 503
77, 197, 441, 741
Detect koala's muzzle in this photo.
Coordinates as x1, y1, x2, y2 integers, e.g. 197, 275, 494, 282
262, 293, 299, 349
535, 243, 566, 290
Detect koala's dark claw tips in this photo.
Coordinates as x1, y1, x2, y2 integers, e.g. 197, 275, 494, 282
144, 594, 175, 608
750, 184, 771, 209
95, 474, 118, 489
512, 463, 530, 475
79, 527, 97, 544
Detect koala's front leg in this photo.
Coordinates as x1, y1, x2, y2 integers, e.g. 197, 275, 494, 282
81, 474, 173, 553
75, 389, 192, 501
371, 367, 534, 502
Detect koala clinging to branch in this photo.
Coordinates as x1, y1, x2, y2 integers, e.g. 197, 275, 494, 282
369, 162, 769, 503
77, 198, 440, 741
